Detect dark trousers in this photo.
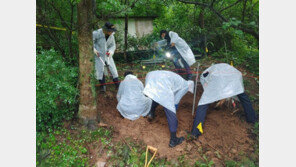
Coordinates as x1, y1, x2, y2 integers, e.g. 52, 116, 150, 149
99, 75, 106, 85
149, 100, 160, 118
191, 92, 256, 136
237, 92, 256, 123
164, 104, 179, 133
170, 48, 192, 80
149, 101, 180, 133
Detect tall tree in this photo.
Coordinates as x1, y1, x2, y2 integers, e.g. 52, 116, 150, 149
77, 0, 98, 129
177, 0, 259, 40
36, 0, 78, 65
198, 6, 207, 55
124, 0, 129, 60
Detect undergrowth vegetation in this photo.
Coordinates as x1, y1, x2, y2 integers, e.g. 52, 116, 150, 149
36, 49, 79, 132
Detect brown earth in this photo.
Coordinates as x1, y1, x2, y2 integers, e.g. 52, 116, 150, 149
96, 83, 256, 165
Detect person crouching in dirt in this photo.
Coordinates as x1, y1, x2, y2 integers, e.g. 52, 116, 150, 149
143, 70, 194, 147
190, 63, 257, 139
159, 30, 196, 80
93, 22, 120, 92
116, 71, 152, 120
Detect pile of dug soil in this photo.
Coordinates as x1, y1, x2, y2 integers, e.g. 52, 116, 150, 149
97, 84, 255, 164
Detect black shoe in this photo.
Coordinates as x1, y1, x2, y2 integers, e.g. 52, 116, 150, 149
188, 133, 200, 140
99, 75, 106, 92
100, 85, 106, 92
169, 137, 185, 147
113, 78, 120, 89
185, 130, 200, 140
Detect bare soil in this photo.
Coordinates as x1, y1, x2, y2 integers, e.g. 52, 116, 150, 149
96, 83, 257, 165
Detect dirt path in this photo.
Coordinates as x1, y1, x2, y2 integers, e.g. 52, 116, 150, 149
97, 84, 256, 164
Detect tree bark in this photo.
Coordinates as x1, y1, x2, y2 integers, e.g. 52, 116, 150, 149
77, 0, 98, 129
242, 0, 247, 23
68, 2, 74, 65
198, 7, 207, 55
124, 0, 129, 61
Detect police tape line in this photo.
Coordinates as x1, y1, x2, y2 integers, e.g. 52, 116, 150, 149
95, 69, 258, 87
115, 67, 258, 79
95, 70, 198, 86
116, 63, 259, 79
36, 24, 75, 34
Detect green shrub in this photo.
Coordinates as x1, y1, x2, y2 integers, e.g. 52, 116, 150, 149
36, 49, 79, 131
36, 128, 112, 166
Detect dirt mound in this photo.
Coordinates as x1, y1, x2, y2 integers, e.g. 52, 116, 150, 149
97, 85, 255, 164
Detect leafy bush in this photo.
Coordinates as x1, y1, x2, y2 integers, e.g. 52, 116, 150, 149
36, 128, 112, 166
36, 49, 79, 131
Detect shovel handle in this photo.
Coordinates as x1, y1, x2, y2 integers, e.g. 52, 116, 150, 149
144, 145, 158, 167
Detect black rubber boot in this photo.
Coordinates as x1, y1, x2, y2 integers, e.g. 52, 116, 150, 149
113, 77, 120, 89
169, 132, 184, 147
99, 75, 106, 93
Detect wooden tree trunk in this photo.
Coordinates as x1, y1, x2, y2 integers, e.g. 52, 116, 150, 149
77, 0, 98, 129
124, 0, 128, 61
242, 0, 247, 23
68, 2, 74, 65
198, 7, 207, 55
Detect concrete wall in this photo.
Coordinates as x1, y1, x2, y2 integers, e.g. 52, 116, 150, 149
135, 18, 154, 37
104, 18, 154, 38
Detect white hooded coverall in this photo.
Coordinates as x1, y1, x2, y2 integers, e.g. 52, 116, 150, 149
93, 28, 118, 80
169, 31, 196, 66
116, 75, 152, 120
143, 70, 194, 114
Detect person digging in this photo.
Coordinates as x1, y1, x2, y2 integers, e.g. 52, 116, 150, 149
116, 71, 152, 120
190, 63, 257, 139
143, 70, 194, 147
93, 22, 120, 92
159, 30, 196, 80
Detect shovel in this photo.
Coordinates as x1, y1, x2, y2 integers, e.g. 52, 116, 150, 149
144, 145, 157, 167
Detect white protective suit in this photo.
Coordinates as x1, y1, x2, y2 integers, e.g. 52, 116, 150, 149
93, 28, 118, 80
169, 31, 196, 66
198, 63, 245, 105
143, 70, 194, 114
116, 74, 152, 120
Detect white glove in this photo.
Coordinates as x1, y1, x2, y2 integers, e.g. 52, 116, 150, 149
188, 80, 194, 94
94, 48, 99, 57
107, 50, 114, 56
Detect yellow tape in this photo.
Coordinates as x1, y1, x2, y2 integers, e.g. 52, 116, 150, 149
36, 24, 75, 34
197, 122, 203, 134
